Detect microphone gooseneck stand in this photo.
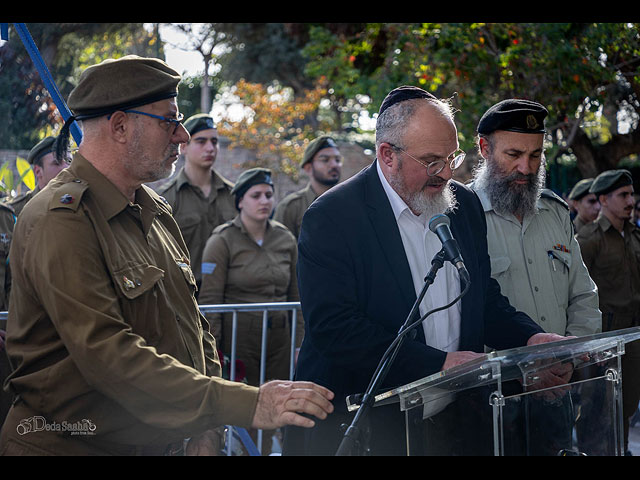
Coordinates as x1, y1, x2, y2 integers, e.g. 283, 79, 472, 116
335, 249, 471, 456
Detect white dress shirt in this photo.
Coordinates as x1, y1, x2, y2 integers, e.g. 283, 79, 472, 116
376, 162, 462, 352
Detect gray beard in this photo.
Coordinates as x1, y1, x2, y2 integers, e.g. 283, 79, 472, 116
388, 160, 458, 218
472, 158, 546, 219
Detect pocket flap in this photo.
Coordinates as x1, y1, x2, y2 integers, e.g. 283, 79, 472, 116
113, 264, 165, 299
490, 256, 511, 275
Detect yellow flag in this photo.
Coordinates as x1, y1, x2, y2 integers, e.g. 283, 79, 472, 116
16, 157, 36, 191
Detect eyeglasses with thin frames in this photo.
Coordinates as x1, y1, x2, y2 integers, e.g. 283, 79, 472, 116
107, 110, 185, 135
388, 142, 465, 177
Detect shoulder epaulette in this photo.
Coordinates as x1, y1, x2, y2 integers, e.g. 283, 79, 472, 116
48, 179, 89, 212
540, 189, 569, 210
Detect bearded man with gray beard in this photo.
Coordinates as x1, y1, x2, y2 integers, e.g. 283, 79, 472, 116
282, 88, 570, 456
469, 99, 600, 339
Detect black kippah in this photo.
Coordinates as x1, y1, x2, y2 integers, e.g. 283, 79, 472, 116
378, 85, 437, 116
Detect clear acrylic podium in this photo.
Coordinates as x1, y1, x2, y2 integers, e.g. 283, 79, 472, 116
347, 327, 640, 456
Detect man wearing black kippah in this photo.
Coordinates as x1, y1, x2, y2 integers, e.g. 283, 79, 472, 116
576, 169, 640, 455
283, 86, 568, 456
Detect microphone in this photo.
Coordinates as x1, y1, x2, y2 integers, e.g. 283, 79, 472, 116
428, 214, 470, 283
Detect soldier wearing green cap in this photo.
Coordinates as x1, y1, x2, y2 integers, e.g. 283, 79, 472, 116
199, 167, 305, 454
156, 114, 236, 292
568, 178, 600, 233
5, 136, 70, 217
273, 135, 342, 238
576, 168, 640, 455
0, 56, 334, 456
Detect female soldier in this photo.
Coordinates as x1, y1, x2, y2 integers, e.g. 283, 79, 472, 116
199, 168, 304, 453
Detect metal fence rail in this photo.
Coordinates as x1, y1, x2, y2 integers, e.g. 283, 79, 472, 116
0, 302, 301, 455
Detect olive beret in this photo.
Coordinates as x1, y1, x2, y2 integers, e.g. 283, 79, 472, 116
27, 137, 56, 165
184, 113, 216, 136
55, 55, 182, 163
378, 85, 437, 117
590, 169, 633, 196
478, 99, 548, 135
568, 178, 594, 201
67, 55, 181, 120
301, 136, 339, 167
231, 168, 274, 205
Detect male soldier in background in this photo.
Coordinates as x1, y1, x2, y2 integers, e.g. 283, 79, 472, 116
577, 169, 640, 455
470, 99, 600, 339
0, 55, 334, 456
568, 178, 600, 233
273, 135, 342, 239
5, 137, 69, 216
156, 114, 236, 293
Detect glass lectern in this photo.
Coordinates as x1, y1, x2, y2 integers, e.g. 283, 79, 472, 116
347, 327, 640, 456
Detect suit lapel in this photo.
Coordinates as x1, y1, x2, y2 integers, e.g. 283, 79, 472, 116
363, 162, 419, 322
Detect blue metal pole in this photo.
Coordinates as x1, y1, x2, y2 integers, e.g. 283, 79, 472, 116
12, 23, 82, 145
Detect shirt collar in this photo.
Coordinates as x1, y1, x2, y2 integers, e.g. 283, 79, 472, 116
69, 153, 159, 222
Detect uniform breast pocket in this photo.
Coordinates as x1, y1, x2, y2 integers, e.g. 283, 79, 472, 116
112, 263, 165, 341
176, 213, 202, 244
548, 250, 572, 307
490, 256, 511, 279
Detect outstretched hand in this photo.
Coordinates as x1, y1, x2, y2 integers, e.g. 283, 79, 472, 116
252, 380, 335, 430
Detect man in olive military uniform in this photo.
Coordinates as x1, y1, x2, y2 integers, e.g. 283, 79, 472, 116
273, 136, 342, 239
568, 178, 600, 233
0, 202, 16, 429
5, 136, 69, 217
156, 114, 236, 293
576, 169, 640, 455
0, 55, 333, 456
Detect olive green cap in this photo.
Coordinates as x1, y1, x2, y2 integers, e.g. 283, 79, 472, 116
568, 178, 594, 201
589, 169, 633, 196
231, 168, 274, 206
27, 137, 56, 165
67, 55, 181, 120
301, 136, 339, 167
184, 113, 216, 136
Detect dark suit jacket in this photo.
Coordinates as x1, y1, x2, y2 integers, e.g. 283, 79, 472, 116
283, 161, 544, 455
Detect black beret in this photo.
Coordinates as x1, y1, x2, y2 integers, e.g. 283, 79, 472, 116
477, 99, 548, 135
67, 55, 181, 120
27, 137, 56, 165
590, 169, 633, 196
378, 85, 437, 117
301, 136, 338, 167
184, 114, 216, 136
231, 168, 274, 205
568, 178, 594, 201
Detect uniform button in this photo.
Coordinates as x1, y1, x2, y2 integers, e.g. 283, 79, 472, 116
541, 316, 546, 322
528, 258, 533, 264
534, 286, 539, 292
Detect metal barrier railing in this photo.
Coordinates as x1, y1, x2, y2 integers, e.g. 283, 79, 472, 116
0, 302, 302, 456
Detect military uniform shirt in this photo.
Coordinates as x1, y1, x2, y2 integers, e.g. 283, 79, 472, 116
273, 182, 318, 239
1, 154, 258, 455
0, 204, 16, 311
156, 167, 237, 286
470, 184, 601, 337
573, 215, 592, 234
5, 188, 37, 217
199, 216, 304, 348
577, 215, 640, 319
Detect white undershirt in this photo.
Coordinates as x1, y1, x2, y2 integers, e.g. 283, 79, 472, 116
376, 162, 462, 352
